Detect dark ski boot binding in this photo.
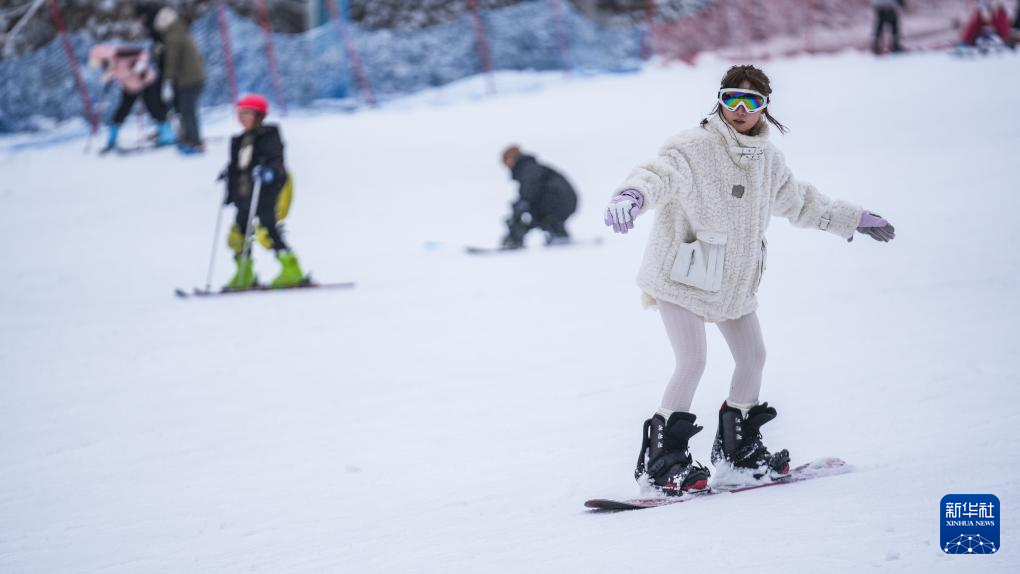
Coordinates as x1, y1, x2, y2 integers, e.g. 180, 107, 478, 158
635, 411, 711, 496
711, 401, 791, 480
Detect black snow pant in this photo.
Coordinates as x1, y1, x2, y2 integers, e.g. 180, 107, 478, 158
506, 206, 576, 246
533, 211, 571, 238
873, 7, 902, 53
111, 81, 168, 125
535, 188, 578, 239
234, 183, 289, 253
174, 82, 204, 146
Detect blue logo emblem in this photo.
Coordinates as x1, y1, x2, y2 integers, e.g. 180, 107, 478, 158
941, 494, 999, 555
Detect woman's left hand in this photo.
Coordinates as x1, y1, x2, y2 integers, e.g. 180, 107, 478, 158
856, 211, 895, 242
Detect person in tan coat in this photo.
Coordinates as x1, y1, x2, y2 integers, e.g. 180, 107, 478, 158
152, 6, 206, 153
605, 65, 895, 497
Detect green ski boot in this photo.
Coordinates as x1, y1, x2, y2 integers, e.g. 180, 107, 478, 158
271, 250, 306, 288
227, 256, 257, 290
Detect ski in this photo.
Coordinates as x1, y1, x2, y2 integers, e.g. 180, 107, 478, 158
175, 280, 355, 299
949, 44, 1012, 58
99, 143, 171, 156
101, 136, 225, 156
585, 457, 849, 512
465, 237, 604, 255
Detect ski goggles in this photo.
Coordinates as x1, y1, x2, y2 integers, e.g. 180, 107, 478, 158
718, 88, 768, 113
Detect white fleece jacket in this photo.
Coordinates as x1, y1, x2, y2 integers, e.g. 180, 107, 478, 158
616, 114, 863, 322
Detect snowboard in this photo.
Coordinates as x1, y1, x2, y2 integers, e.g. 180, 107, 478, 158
100, 135, 225, 156
175, 279, 355, 299
585, 457, 849, 512
465, 237, 604, 255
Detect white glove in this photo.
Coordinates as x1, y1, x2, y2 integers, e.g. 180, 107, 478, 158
604, 191, 643, 234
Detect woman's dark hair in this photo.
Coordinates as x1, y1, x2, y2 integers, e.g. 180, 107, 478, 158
701, 64, 788, 135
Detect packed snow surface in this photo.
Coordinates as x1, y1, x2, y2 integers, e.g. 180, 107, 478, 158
2, 50, 1018, 572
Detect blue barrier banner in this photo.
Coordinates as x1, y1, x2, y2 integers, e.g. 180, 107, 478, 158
0, 2, 644, 134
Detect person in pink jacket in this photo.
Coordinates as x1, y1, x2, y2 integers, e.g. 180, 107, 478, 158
88, 43, 175, 152
605, 65, 895, 496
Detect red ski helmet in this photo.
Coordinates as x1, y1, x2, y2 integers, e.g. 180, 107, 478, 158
236, 94, 269, 116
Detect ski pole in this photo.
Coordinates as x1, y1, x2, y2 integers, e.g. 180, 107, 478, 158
85, 81, 112, 154
135, 99, 146, 148
240, 177, 263, 263
204, 200, 228, 293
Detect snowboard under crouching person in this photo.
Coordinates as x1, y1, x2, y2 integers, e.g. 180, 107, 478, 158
222, 94, 305, 290
500, 145, 578, 249
88, 44, 175, 151
605, 65, 896, 496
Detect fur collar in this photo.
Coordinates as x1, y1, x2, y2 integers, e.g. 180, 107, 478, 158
706, 114, 769, 164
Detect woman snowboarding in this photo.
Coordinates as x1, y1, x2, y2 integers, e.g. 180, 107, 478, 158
604, 65, 895, 495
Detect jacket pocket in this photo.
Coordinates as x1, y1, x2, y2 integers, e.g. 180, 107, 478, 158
669, 231, 728, 292
752, 237, 768, 294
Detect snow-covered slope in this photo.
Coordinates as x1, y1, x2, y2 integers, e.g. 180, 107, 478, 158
2, 50, 1018, 573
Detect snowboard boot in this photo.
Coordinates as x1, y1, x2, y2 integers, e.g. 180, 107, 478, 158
226, 255, 257, 290
711, 401, 791, 479
156, 122, 176, 146
502, 217, 529, 250
101, 124, 120, 154
271, 250, 305, 288
542, 218, 571, 246
177, 142, 205, 155
500, 234, 524, 250
634, 411, 711, 496
544, 231, 572, 246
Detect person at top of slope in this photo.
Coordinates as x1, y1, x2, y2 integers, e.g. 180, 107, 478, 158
604, 65, 895, 496
499, 145, 579, 249
220, 94, 305, 290
871, 0, 905, 54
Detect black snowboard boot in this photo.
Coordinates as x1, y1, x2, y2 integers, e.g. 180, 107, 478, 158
711, 401, 791, 479
634, 412, 710, 496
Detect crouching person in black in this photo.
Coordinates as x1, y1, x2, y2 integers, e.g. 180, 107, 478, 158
222, 94, 305, 290
500, 145, 578, 249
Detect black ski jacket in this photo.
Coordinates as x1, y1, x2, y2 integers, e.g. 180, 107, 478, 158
225, 124, 287, 205
509, 155, 578, 221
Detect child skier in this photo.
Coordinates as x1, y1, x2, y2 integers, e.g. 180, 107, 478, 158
87, 43, 175, 152
604, 65, 895, 495
500, 145, 578, 249
221, 94, 305, 290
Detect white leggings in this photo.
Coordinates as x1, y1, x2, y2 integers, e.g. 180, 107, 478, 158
658, 300, 766, 413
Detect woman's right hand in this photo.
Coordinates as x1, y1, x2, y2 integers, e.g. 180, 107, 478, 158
604, 190, 644, 234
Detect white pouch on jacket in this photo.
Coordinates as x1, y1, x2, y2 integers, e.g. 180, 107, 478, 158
669, 231, 728, 292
